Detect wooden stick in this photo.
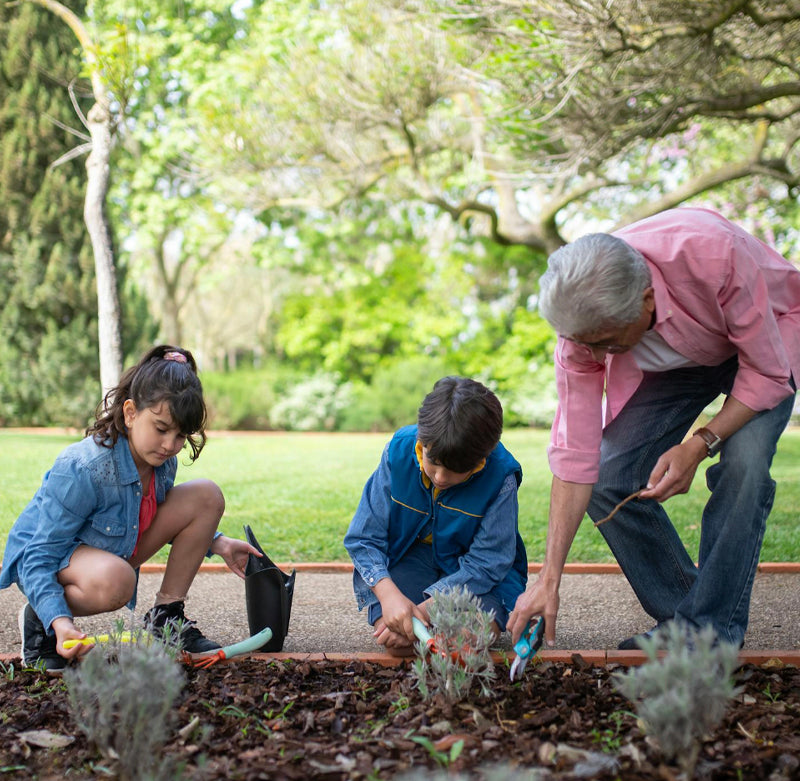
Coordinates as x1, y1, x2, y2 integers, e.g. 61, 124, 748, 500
593, 489, 644, 527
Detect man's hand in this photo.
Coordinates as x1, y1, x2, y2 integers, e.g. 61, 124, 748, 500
507, 577, 559, 647
642, 397, 756, 502
210, 534, 262, 579
639, 436, 706, 502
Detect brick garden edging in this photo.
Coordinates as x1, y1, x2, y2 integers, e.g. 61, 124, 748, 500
4, 648, 798, 670
141, 561, 800, 575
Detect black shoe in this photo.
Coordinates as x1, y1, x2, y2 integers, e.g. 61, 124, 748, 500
18, 604, 66, 671
143, 600, 221, 654
617, 626, 659, 650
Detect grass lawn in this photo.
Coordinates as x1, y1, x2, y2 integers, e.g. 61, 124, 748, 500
1, 427, 798, 564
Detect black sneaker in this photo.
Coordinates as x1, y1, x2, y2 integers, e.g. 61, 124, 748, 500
143, 600, 221, 654
18, 604, 66, 672
617, 627, 659, 650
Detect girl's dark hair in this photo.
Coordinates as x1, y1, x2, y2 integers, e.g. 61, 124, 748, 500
86, 345, 207, 461
417, 376, 503, 473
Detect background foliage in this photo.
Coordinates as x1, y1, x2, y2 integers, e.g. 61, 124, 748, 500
1, 0, 798, 430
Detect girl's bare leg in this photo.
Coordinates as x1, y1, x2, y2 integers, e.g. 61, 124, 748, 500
57, 546, 137, 615
127, 479, 225, 603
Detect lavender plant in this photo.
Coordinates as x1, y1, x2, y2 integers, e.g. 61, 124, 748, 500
412, 585, 496, 703
64, 620, 186, 781
613, 622, 741, 778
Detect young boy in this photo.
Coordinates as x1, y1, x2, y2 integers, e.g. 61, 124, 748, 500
344, 376, 528, 655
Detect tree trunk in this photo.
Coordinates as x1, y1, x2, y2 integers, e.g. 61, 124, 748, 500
84, 101, 123, 394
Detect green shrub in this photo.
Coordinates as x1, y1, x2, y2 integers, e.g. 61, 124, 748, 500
339, 357, 454, 432
202, 366, 279, 430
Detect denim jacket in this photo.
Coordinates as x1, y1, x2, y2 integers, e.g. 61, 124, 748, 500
0, 435, 176, 633
344, 425, 527, 612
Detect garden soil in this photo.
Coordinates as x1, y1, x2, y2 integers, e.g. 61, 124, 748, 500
1, 653, 799, 779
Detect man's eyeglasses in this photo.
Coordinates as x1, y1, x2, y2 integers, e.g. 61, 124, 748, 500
562, 336, 628, 353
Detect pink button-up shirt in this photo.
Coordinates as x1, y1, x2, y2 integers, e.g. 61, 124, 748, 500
548, 208, 800, 483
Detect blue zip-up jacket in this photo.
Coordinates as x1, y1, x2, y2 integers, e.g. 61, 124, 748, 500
0, 434, 176, 634
344, 425, 527, 612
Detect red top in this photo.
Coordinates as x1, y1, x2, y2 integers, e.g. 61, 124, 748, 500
133, 473, 157, 557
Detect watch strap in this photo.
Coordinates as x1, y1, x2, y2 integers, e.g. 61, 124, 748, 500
693, 427, 722, 458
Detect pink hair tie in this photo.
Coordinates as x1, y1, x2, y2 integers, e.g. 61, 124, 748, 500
164, 351, 188, 363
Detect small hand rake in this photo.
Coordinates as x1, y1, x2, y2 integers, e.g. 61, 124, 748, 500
412, 616, 474, 666
182, 626, 274, 668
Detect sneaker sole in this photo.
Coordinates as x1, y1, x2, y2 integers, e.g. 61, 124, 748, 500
18, 603, 66, 674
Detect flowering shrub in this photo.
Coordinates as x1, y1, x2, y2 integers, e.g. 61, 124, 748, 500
269, 372, 353, 431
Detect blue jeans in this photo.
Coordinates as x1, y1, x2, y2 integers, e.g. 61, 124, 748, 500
587, 357, 795, 646
365, 541, 509, 630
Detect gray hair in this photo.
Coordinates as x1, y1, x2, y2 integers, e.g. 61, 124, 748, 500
538, 233, 652, 336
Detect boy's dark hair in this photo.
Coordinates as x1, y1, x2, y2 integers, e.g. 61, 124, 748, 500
417, 376, 503, 473
86, 345, 207, 461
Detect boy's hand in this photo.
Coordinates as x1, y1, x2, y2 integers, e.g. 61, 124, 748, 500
373, 579, 428, 643
372, 618, 414, 652
52, 617, 92, 661
211, 534, 262, 579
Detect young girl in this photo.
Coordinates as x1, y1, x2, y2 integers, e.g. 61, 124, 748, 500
0, 345, 260, 671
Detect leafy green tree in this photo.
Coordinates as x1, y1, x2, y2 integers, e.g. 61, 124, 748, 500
0, 3, 154, 426
102, 0, 264, 347
269, 204, 525, 379
0, 2, 100, 426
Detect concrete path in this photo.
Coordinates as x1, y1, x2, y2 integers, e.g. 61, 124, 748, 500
1, 566, 798, 662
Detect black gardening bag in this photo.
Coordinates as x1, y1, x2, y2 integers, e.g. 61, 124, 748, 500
243, 525, 296, 652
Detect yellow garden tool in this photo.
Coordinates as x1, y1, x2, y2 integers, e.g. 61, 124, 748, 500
63, 631, 145, 649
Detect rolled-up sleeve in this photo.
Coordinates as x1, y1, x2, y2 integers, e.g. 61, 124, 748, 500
721, 235, 796, 411
547, 340, 607, 484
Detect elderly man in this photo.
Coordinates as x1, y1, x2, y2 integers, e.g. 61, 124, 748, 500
508, 207, 799, 649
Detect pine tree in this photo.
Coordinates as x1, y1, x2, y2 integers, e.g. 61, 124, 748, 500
1, 3, 102, 425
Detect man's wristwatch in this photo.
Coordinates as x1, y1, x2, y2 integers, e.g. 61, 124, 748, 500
692, 427, 722, 458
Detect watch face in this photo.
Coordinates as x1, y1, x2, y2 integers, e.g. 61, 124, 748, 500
694, 428, 721, 456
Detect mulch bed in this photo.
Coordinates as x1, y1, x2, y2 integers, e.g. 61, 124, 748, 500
1, 656, 799, 779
